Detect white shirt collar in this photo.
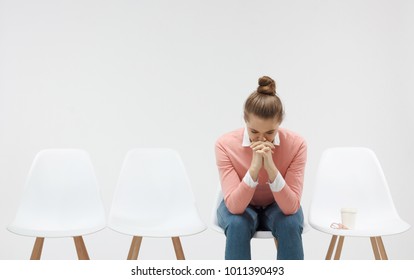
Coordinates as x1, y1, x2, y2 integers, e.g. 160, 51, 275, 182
242, 126, 280, 147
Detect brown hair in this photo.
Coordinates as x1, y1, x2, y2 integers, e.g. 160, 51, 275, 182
243, 76, 284, 123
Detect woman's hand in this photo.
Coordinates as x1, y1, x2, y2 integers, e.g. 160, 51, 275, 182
249, 143, 263, 181
252, 140, 278, 182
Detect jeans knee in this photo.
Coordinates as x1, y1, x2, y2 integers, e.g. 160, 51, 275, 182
225, 214, 255, 236
272, 214, 303, 236
227, 214, 251, 229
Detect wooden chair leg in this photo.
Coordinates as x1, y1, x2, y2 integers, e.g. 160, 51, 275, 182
376, 236, 388, 260
171, 237, 185, 260
333, 236, 345, 260
73, 236, 90, 260
30, 237, 45, 260
273, 238, 278, 250
325, 235, 338, 260
127, 236, 143, 260
370, 236, 381, 260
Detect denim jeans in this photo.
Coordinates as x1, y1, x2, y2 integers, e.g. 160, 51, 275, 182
217, 200, 304, 260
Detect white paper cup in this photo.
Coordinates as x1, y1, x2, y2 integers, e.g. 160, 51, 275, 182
341, 208, 357, 229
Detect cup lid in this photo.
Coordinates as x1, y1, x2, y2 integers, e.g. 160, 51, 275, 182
341, 207, 357, 213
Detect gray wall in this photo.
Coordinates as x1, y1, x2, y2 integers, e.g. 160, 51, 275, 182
1, 0, 413, 259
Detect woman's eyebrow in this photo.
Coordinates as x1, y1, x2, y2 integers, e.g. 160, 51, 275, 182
250, 128, 276, 133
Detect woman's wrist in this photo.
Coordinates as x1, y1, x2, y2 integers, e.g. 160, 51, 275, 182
265, 164, 278, 182
249, 167, 259, 181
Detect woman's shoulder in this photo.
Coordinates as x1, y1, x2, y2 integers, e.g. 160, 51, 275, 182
215, 127, 244, 147
278, 127, 307, 147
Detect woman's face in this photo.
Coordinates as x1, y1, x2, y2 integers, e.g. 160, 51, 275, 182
245, 114, 280, 143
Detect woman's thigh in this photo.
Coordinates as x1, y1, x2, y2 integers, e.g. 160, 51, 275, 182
217, 200, 259, 233
260, 203, 304, 234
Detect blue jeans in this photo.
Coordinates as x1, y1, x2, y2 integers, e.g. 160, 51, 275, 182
217, 200, 304, 260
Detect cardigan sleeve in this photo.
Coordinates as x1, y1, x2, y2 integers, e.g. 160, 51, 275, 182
272, 139, 307, 215
215, 139, 255, 214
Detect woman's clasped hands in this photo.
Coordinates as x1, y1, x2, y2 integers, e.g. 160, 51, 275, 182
249, 139, 278, 181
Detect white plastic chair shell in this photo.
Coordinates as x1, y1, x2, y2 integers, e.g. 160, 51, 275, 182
8, 149, 106, 238
108, 148, 206, 238
308, 147, 410, 259
309, 147, 410, 237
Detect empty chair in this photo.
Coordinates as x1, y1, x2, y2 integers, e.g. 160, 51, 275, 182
108, 148, 206, 260
8, 149, 106, 260
211, 185, 310, 255
309, 147, 410, 260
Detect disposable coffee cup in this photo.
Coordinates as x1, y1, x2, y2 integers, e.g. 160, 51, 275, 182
341, 208, 357, 229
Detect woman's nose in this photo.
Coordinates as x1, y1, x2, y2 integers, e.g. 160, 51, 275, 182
255, 135, 266, 141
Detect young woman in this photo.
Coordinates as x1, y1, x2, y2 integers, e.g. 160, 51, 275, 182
215, 76, 307, 260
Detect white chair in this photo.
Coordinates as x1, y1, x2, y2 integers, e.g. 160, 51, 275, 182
108, 148, 206, 260
211, 185, 310, 252
8, 149, 106, 260
309, 147, 411, 260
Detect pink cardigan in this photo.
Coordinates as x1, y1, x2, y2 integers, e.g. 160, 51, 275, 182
215, 127, 307, 215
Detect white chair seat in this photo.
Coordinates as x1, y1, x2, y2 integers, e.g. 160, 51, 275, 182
109, 211, 206, 238
8, 224, 105, 239
311, 217, 410, 237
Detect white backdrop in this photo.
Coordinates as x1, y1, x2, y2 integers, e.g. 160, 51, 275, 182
0, 0, 413, 260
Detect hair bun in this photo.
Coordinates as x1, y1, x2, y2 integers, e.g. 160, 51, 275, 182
257, 76, 276, 96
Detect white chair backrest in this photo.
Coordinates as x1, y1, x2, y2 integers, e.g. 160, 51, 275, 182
109, 148, 199, 227
309, 147, 400, 225
9, 149, 106, 237
210, 185, 223, 230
